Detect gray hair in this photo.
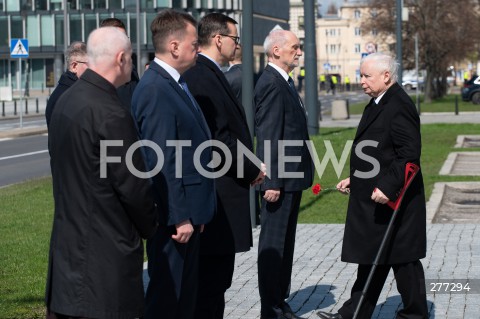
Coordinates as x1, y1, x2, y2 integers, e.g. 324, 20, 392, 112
263, 29, 288, 56
65, 41, 87, 69
87, 27, 131, 67
360, 52, 399, 83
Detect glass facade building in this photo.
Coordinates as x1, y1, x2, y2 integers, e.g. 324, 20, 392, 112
1, 0, 288, 92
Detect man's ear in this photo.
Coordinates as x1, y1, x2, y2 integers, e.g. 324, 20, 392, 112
383, 70, 391, 83
170, 40, 179, 56
272, 45, 280, 58
117, 51, 125, 66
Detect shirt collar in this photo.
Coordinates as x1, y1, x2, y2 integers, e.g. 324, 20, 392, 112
154, 57, 181, 83
375, 91, 387, 104
268, 62, 290, 82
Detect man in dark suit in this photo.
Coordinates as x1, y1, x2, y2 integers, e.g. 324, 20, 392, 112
100, 18, 139, 109
317, 53, 428, 319
183, 13, 266, 319
45, 41, 87, 128
46, 27, 158, 319
254, 29, 313, 319
131, 9, 216, 319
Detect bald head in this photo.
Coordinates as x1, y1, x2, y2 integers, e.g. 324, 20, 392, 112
87, 27, 132, 87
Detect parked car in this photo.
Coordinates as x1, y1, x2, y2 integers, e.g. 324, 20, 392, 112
461, 75, 480, 104
402, 79, 421, 90
402, 70, 424, 90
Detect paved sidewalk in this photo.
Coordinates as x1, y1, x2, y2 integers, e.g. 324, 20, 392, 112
219, 224, 480, 319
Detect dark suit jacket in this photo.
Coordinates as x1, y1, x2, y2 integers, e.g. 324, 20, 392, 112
47, 69, 158, 318
341, 82, 426, 265
254, 64, 313, 192
224, 64, 243, 105
183, 54, 259, 254
45, 70, 77, 128
131, 60, 215, 227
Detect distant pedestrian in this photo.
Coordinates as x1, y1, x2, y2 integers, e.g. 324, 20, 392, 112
345, 75, 351, 91
319, 74, 326, 91
297, 67, 305, 92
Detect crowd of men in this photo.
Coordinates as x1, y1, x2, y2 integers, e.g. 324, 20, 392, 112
45, 8, 428, 319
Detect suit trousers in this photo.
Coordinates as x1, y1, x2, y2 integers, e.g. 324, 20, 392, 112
338, 261, 428, 319
258, 191, 302, 318
194, 253, 235, 319
145, 224, 201, 319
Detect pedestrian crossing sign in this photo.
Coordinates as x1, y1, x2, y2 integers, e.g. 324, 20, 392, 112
10, 39, 29, 58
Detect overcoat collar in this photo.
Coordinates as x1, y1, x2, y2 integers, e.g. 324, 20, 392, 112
196, 54, 248, 122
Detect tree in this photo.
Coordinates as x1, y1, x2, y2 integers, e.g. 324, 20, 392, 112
361, 0, 480, 102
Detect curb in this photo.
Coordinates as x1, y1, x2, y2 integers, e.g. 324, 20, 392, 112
0, 126, 47, 139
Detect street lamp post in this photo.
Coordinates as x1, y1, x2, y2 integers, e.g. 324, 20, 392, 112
396, 0, 403, 84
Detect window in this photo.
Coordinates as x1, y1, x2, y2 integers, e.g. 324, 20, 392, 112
78, 0, 92, 9
0, 16, 8, 46
354, 27, 361, 36
0, 0, 4, 10
70, 14, 82, 42
54, 14, 64, 47
7, 0, 20, 11
11, 15, 23, 39
354, 43, 361, 53
371, 9, 377, 18
157, 0, 170, 7
35, 0, 47, 10
84, 14, 97, 39
50, 0, 62, 10
110, 0, 122, 9
354, 10, 361, 19
27, 15, 40, 47
31, 59, 45, 89
298, 16, 304, 30
330, 44, 336, 54
41, 15, 54, 46
372, 28, 377, 36
93, 0, 107, 9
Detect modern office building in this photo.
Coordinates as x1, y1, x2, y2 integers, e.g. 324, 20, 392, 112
0, 0, 288, 93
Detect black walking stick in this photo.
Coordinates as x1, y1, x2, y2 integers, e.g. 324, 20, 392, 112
352, 163, 420, 319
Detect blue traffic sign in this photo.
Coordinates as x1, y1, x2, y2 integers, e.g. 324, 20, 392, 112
10, 39, 29, 58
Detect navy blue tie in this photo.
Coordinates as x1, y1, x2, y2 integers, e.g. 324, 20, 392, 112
288, 77, 304, 109
178, 76, 200, 112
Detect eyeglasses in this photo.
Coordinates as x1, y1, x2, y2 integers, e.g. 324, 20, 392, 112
73, 61, 87, 65
218, 34, 240, 45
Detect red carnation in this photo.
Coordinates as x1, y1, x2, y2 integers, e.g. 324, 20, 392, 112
312, 183, 322, 195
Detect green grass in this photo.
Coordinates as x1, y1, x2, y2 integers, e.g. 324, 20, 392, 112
0, 178, 53, 319
348, 93, 479, 115
1, 123, 480, 317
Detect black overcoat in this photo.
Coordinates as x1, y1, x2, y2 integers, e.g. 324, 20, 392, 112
183, 54, 259, 254
46, 69, 158, 318
342, 83, 427, 265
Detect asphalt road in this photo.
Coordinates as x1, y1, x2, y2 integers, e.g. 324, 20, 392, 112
0, 134, 50, 187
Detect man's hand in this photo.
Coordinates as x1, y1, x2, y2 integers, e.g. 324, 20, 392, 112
251, 163, 267, 186
171, 219, 194, 243
371, 187, 390, 204
263, 188, 280, 202
336, 177, 351, 195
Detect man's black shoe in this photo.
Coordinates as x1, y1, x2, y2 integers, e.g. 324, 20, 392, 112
316, 311, 343, 319
280, 302, 306, 319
